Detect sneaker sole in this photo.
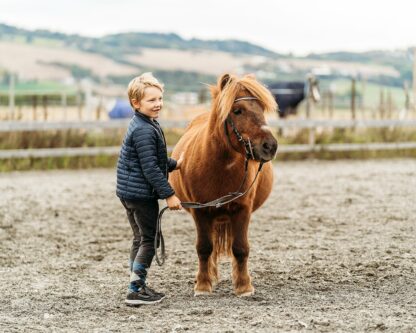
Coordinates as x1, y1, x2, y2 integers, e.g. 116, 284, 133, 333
125, 298, 162, 305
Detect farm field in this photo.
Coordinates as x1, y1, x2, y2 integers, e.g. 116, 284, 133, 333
1, 160, 415, 332
328, 79, 407, 109
0, 41, 137, 81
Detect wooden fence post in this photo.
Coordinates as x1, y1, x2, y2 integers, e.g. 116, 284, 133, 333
32, 95, 37, 121
306, 96, 311, 119
77, 91, 82, 121
379, 89, 385, 119
405, 81, 410, 110
387, 91, 393, 119
8, 73, 15, 120
404, 82, 410, 118
329, 90, 334, 119
320, 91, 326, 116
96, 96, 103, 120
17, 100, 22, 120
351, 78, 356, 120
61, 92, 67, 121
361, 77, 367, 119
42, 95, 48, 121
413, 48, 416, 116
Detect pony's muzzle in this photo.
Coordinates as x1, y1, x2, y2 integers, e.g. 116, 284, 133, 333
255, 137, 278, 161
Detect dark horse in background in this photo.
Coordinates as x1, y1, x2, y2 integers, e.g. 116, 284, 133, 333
170, 74, 278, 296
269, 75, 320, 118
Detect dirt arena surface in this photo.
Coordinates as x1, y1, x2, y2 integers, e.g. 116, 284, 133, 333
1, 159, 415, 332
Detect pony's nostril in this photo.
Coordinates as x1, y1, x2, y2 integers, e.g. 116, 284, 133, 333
262, 142, 270, 152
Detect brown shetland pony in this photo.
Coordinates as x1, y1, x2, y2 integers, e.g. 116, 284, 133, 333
170, 73, 278, 296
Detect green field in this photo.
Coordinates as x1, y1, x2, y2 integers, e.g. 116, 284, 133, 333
0, 81, 76, 94
325, 79, 407, 109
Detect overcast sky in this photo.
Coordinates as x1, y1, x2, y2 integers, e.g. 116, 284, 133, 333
1, 0, 415, 55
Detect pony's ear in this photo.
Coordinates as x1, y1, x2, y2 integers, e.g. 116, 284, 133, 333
219, 74, 231, 90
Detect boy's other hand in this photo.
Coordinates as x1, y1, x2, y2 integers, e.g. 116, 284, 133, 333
166, 195, 182, 210
175, 152, 184, 170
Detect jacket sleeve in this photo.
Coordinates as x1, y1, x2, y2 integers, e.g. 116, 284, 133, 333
167, 158, 177, 172
133, 127, 175, 199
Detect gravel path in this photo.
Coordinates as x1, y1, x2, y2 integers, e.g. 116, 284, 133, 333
1, 159, 415, 332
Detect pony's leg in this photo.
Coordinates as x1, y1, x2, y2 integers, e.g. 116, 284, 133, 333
231, 210, 254, 296
210, 249, 219, 286
193, 211, 214, 296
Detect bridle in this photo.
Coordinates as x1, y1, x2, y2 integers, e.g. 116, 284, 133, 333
224, 96, 259, 160
154, 96, 266, 266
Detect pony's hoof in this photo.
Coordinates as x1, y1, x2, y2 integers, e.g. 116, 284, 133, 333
194, 280, 212, 296
235, 285, 255, 297
237, 290, 255, 297
194, 290, 212, 296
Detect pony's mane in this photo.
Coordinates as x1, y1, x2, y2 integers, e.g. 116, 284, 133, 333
210, 74, 277, 125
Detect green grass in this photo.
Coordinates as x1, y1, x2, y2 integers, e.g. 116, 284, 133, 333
0, 81, 76, 94
276, 127, 416, 146
31, 37, 65, 47
277, 149, 416, 161
0, 155, 119, 172
0, 128, 184, 150
327, 79, 406, 108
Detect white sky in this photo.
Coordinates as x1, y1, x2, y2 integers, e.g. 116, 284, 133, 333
1, 0, 415, 55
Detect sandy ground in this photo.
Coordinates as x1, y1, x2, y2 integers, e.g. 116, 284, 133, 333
0, 159, 415, 332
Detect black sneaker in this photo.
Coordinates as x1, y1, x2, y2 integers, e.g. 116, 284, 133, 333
143, 286, 165, 299
125, 287, 163, 306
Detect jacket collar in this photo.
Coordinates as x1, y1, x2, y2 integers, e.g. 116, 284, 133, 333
134, 110, 158, 124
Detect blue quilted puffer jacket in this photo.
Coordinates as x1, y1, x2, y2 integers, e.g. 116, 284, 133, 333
116, 111, 177, 201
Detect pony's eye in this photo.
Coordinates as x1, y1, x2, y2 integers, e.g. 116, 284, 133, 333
233, 109, 242, 115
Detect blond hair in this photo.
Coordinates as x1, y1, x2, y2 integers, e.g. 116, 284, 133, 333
127, 72, 164, 107
210, 74, 277, 128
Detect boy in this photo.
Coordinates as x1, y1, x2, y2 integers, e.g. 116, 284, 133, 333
116, 73, 183, 306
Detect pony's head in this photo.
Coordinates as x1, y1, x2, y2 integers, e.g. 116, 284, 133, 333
210, 73, 278, 162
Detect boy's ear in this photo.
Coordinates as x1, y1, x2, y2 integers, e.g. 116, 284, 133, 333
131, 98, 141, 109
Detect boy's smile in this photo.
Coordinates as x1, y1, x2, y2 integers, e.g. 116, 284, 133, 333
132, 86, 163, 119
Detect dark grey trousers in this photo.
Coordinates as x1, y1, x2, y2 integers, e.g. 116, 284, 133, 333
120, 199, 159, 268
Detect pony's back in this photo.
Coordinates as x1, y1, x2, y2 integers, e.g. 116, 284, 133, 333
171, 111, 210, 160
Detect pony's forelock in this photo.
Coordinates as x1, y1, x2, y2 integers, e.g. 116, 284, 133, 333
210, 74, 277, 125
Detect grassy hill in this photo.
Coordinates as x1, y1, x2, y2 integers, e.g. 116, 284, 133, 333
0, 23, 413, 95
0, 23, 278, 59
307, 50, 414, 86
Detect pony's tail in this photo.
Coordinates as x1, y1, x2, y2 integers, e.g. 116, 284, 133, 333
213, 217, 233, 258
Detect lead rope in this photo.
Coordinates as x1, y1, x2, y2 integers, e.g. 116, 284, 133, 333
154, 159, 264, 266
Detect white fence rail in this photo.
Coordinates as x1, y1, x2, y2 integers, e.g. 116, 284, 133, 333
1, 119, 416, 159
2, 119, 416, 132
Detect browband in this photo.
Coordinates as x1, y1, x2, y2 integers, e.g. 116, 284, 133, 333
234, 96, 258, 102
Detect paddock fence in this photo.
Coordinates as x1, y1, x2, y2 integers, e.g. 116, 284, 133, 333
1, 119, 416, 159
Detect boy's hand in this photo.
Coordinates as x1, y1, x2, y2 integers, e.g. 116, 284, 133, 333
166, 195, 182, 210
175, 152, 184, 170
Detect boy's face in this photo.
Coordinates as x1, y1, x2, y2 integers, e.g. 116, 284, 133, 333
132, 86, 163, 119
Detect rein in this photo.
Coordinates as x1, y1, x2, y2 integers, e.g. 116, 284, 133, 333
154, 96, 264, 266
